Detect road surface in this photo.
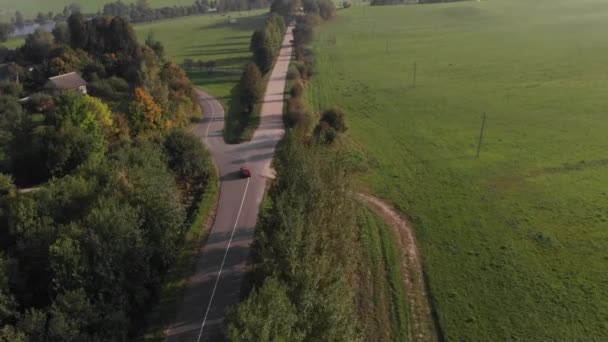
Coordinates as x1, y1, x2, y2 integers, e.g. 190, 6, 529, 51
165, 26, 294, 342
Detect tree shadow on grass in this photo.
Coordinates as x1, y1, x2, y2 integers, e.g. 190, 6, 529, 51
205, 13, 268, 31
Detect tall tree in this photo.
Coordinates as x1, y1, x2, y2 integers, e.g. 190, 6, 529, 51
14, 11, 24, 29
0, 23, 14, 43
240, 62, 264, 113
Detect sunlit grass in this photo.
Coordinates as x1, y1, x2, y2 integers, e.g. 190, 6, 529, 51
310, 0, 608, 340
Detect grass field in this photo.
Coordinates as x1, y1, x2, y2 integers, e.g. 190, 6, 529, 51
0, 36, 24, 49
309, 0, 608, 340
135, 11, 265, 104
0, 0, 196, 20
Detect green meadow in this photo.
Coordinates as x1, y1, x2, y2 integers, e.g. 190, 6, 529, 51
0, 36, 23, 49
309, 0, 608, 340
135, 11, 265, 101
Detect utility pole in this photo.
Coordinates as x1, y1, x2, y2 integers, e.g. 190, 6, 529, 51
412, 61, 417, 88
476, 112, 487, 158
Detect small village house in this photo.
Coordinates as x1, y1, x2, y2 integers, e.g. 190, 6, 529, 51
45, 72, 88, 94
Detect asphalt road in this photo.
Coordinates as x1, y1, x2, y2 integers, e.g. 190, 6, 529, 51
165, 26, 294, 342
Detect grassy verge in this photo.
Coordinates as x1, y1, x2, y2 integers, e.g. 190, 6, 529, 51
138, 170, 219, 341
356, 207, 409, 342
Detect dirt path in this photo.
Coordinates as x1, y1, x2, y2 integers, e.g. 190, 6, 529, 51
358, 193, 440, 342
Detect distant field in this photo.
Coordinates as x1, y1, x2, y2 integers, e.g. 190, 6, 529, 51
0, 0, 196, 20
0, 36, 23, 49
135, 11, 265, 101
310, 0, 608, 340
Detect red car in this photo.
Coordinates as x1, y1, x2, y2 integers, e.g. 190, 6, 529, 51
240, 167, 252, 178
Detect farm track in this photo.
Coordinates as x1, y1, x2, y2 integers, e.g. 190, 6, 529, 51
358, 193, 442, 342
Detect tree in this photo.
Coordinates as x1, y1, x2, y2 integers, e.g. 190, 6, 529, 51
35, 12, 46, 25
22, 29, 54, 63
145, 32, 165, 59
317, 0, 337, 19
14, 11, 24, 29
68, 3, 82, 14
128, 87, 163, 133
240, 62, 264, 114
14, 93, 114, 178
67, 13, 88, 49
183, 58, 194, 70
250, 29, 274, 73
52, 22, 70, 44
227, 278, 303, 342
46, 289, 100, 341
0, 254, 17, 324
163, 130, 212, 193
0, 23, 14, 43
319, 107, 347, 132
270, 0, 294, 18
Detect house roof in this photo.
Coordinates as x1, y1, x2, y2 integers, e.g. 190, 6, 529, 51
47, 72, 87, 90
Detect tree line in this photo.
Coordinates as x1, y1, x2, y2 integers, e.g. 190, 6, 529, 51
222, 12, 286, 142
0, 13, 215, 340
226, 133, 360, 341
226, 3, 363, 341
0, 0, 272, 42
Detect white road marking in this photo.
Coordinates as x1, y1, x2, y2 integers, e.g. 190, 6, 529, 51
196, 177, 251, 342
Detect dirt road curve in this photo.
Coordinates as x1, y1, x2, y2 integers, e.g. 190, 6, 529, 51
165, 27, 294, 342
358, 193, 440, 342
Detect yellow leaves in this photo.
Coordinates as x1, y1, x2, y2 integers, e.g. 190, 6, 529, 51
129, 87, 164, 133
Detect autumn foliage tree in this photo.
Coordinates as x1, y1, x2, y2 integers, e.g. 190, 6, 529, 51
128, 87, 163, 133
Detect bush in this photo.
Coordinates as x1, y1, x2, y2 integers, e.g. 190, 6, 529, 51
290, 80, 305, 99
320, 107, 347, 132
314, 121, 338, 144
88, 77, 130, 102
286, 65, 299, 81
285, 95, 309, 128
163, 130, 213, 194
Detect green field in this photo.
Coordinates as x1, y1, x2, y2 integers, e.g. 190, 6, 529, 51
136, 11, 265, 102
0, 0, 196, 20
309, 0, 608, 340
0, 36, 23, 49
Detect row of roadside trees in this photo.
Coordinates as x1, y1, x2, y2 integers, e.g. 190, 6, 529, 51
224, 13, 286, 141
225, 2, 367, 341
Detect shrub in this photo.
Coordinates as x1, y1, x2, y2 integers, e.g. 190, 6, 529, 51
290, 80, 305, 99
163, 130, 212, 194
320, 107, 347, 132
314, 120, 338, 144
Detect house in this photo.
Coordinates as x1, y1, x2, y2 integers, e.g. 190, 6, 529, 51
45, 72, 88, 94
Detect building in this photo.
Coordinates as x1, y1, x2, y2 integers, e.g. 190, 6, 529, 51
45, 72, 88, 94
